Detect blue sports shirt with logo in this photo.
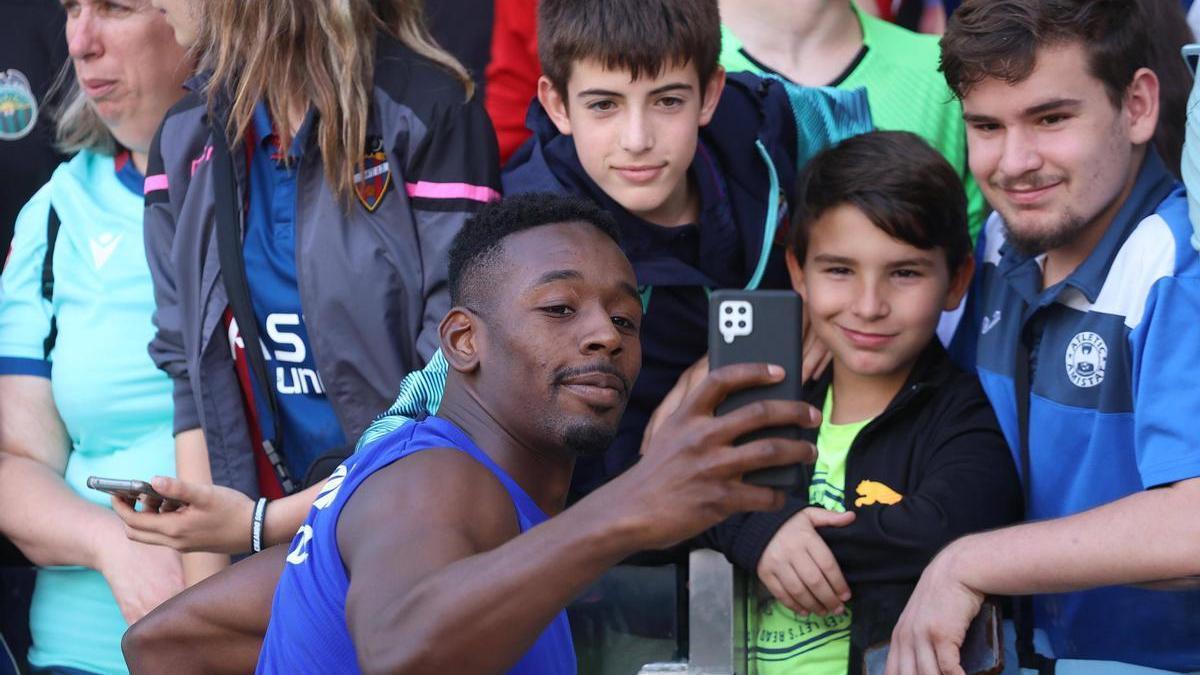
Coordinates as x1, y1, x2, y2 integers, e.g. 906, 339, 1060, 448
952, 150, 1200, 671
239, 103, 347, 479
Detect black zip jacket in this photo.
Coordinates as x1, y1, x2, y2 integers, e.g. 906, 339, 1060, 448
702, 340, 1023, 672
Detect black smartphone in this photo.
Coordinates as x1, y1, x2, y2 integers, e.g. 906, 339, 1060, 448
862, 600, 1003, 675
708, 289, 804, 488
86, 476, 184, 510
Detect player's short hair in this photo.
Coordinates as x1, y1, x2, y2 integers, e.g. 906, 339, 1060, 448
448, 193, 621, 311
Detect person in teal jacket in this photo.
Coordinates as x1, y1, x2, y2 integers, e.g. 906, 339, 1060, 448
0, 2, 192, 672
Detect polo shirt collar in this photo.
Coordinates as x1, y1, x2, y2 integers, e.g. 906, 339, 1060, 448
998, 147, 1177, 305
251, 102, 314, 160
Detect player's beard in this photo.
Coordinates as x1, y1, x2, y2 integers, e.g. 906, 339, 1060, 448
560, 421, 617, 458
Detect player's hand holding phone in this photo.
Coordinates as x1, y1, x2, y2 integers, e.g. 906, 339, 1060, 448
612, 361, 820, 551
708, 290, 806, 487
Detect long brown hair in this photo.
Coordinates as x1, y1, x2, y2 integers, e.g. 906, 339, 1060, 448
199, 0, 473, 200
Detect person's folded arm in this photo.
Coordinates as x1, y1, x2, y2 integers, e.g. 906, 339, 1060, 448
124, 543, 286, 675
0, 376, 184, 623
0, 375, 110, 567
698, 494, 808, 570
819, 397, 1023, 584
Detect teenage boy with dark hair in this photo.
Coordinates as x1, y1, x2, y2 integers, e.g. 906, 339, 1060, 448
887, 1, 1200, 672
701, 131, 1021, 675
122, 193, 819, 674
505, 0, 871, 500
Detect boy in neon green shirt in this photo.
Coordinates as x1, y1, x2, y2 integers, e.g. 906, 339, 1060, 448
703, 131, 1021, 674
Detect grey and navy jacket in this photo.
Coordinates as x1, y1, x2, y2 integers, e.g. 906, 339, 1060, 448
702, 341, 1023, 672
503, 73, 872, 500
142, 34, 500, 497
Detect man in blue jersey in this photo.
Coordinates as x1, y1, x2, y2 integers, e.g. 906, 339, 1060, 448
123, 193, 819, 674
886, 2, 1200, 674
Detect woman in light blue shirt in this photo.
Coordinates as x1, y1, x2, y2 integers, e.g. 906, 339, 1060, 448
0, 1, 192, 673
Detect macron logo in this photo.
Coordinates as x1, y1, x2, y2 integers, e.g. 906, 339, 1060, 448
89, 233, 123, 270
980, 310, 1002, 336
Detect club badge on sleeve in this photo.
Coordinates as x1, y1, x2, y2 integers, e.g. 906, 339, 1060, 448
354, 136, 391, 212
0, 70, 38, 141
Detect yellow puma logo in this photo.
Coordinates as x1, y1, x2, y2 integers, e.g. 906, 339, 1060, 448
854, 480, 903, 507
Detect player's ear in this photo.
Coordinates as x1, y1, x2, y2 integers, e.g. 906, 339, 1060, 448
440, 308, 482, 373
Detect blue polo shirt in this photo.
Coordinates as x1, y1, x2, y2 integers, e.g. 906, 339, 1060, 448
243, 104, 346, 479
952, 150, 1200, 671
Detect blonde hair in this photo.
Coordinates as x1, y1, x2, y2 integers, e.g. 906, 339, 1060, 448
51, 65, 117, 156
200, 0, 473, 201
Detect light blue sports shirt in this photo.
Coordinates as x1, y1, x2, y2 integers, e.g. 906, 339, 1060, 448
0, 149, 175, 675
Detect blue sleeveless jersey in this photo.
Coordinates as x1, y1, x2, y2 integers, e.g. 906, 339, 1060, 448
256, 416, 577, 674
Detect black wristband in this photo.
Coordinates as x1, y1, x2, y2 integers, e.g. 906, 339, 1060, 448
252, 497, 268, 553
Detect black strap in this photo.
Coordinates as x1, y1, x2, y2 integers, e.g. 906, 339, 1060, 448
40, 207, 60, 359
1014, 328, 1055, 674
210, 124, 297, 495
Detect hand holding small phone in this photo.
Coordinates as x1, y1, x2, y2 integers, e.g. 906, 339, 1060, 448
87, 476, 186, 512
863, 600, 1003, 675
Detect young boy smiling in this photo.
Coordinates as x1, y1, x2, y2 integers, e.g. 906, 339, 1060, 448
705, 131, 1021, 674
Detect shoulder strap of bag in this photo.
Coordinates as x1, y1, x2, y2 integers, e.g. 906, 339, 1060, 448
40, 206, 60, 359
210, 125, 297, 495
1014, 331, 1056, 675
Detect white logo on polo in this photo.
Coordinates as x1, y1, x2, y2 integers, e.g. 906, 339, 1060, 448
980, 310, 1002, 335
718, 300, 753, 343
1065, 331, 1107, 388
89, 232, 123, 270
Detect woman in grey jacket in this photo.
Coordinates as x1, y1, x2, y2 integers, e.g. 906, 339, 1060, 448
135, 0, 500, 583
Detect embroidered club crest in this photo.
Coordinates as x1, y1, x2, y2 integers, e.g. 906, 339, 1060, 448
1065, 331, 1107, 388
0, 70, 38, 141
354, 136, 390, 212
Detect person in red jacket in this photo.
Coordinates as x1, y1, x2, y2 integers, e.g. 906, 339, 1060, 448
484, 0, 538, 164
